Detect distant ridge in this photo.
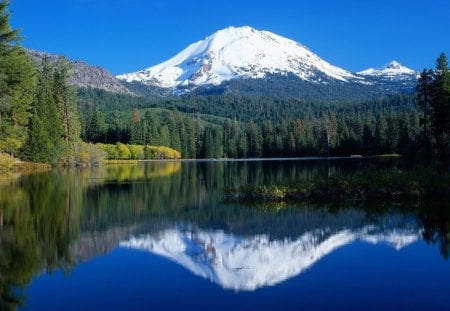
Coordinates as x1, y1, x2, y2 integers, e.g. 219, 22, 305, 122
358, 60, 418, 80
27, 49, 133, 95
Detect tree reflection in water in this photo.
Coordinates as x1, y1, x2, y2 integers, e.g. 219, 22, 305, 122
0, 159, 449, 309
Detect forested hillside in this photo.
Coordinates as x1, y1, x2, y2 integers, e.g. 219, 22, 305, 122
78, 88, 421, 158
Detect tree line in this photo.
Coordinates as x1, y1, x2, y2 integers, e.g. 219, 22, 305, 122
83, 106, 421, 159
416, 53, 450, 160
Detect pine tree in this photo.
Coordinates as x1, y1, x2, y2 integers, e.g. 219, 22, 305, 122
416, 69, 433, 138
164, 111, 181, 152
184, 116, 196, 158
202, 127, 214, 159
130, 109, 145, 144
159, 125, 170, 148
0, 0, 36, 154
53, 57, 81, 150
431, 53, 450, 159
86, 108, 106, 142
285, 131, 296, 155
374, 115, 388, 154
237, 131, 248, 158
246, 121, 262, 157
22, 114, 51, 163
262, 121, 276, 157
321, 114, 338, 156
143, 111, 158, 145
431, 54, 450, 135
33, 56, 63, 159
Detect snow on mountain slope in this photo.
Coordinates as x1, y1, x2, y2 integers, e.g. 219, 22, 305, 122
117, 26, 359, 88
358, 61, 418, 80
120, 226, 420, 291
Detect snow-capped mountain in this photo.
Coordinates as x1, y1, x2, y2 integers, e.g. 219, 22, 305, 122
120, 226, 420, 291
117, 26, 360, 89
358, 61, 418, 80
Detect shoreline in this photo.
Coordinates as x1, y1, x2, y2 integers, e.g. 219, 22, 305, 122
103, 154, 401, 164
0, 155, 51, 173
1, 153, 402, 172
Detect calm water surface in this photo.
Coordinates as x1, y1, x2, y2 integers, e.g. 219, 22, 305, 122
1, 159, 449, 310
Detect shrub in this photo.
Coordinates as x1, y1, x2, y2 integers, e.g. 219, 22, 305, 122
129, 145, 145, 160
0, 138, 22, 157
98, 143, 181, 160
72, 142, 106, 165
116, 143, 131, 159
0, 152, 16, 170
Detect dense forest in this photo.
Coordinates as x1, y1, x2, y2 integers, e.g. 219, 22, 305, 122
0, 0, 81, 164
80, 97, 420, 159
78, 54, 449, 160
416, 53, 450, 160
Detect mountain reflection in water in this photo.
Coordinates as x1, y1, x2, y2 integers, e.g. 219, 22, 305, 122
1, 159, 448, 311
121, 221, 420, 291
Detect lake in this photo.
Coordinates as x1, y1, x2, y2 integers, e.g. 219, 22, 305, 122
1, 158, 449, 310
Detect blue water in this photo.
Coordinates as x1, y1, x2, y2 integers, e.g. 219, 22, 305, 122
21, 241, 450, 311
1, 160, 449, 310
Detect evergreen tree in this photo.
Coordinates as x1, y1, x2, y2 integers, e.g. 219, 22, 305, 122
130, 109, 145, 144
143, 111, 158, 145
164, 111, 181, 152
202, 127, 214, 159
431, 53, 450, 158
21, 114, 51, 163
202, 126, 223, 158
184, 116, 196, 158
262, 121, 275, 157
362, 124, 374, 155
285, 131, 296, 155
159, 125, 170, 148
86, 108, 106, 142
0, 0, 36, 154
417, 53, 450, 160
53, 57, 81, 149
105, 111, 123, 143
237, 131, 248, 158
246, 120, 262, 157
33, 56, 63, 159
321, 114, 338, 156
386, 115, 400, 153
416, 69, 433, 138
374, 115, 388, 153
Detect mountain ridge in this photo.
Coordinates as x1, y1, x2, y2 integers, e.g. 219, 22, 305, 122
117, 26, 361, 88
116, 26, 418, 98
26, 27, 419, 100
27, 49, 133, 95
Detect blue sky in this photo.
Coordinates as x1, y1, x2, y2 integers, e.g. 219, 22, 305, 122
10, 0, 450, 75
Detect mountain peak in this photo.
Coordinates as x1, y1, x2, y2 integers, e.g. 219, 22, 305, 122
384, 60, 403, 69
116, 26, 357, 89
358, 60, 417, 78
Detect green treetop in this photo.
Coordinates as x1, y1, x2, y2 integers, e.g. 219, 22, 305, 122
0, 0, 36, 155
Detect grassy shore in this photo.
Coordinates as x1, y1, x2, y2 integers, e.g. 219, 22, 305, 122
0, 153, 51, 172
224, 167, 450, 203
